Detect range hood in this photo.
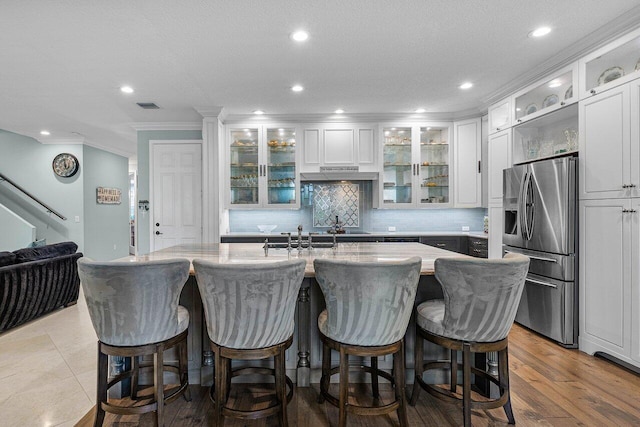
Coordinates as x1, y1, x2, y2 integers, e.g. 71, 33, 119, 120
300, 166, 379, 181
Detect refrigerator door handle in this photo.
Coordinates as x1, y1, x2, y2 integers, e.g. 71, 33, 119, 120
518, 171, 528, 239
504, 249, 559, 263
526, 172, 536, 240
526, 277, 558, 289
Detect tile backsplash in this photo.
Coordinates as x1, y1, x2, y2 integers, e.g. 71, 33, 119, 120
228, 181, 487, 234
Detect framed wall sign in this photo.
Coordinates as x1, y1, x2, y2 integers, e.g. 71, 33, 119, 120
96, 187, 121, 204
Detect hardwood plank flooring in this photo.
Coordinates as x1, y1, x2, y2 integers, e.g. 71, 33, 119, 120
75, 325, 640, 426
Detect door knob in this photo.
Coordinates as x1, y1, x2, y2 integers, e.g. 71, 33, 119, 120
155, 231, 163, 235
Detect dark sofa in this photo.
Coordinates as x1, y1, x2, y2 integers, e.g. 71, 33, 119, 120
0, 242, 83, 333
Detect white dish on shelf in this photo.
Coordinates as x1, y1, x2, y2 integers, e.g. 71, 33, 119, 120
597, 66, 624, 86
542, 94, 559, 109
525, 103, 538, 115
564, 85, 573, 100
257, 224, 277, 234
635, 58, 640, 72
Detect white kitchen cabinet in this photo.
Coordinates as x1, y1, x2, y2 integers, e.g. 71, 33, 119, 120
488, 97, 512, 135
378, 123, 452, 208
487, 129, 511, 205
579, 84, 632, 200
487, 205, 504, 259
300, 123, 377, 173
579, 27, 640, 99
226, 125, 301, 209
579, 198, 635, 364
453, 118, 482, 207
512, 64, 578, 126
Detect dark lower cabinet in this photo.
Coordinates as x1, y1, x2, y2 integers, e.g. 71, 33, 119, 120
420, 236, 467, 255
467, 236, 488, 258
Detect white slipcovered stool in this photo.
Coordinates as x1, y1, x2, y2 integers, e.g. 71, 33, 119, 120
193, 258, 306, 427
409, 253, 529, 426
78, 258, 191, 427
314, 257, 422, 427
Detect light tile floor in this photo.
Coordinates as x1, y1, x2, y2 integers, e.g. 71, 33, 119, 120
0, 289, 97, 427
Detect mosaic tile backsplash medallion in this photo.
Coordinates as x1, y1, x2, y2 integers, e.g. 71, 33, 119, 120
313, 183, 359, 227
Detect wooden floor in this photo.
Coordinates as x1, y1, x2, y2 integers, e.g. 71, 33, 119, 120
75, 325, 640, 426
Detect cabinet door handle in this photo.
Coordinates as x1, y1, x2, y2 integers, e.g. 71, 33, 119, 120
517, 119, 522, 123
478, 160, 481, 173
590, 89, 596, 95
436, 243, 446, 247
560, 101, 566, 106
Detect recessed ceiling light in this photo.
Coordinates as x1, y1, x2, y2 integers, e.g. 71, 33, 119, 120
459, 82, 473, 90
548, 80, 562, 88
291, 85, 304, 92
290, 30, 309, 42
253, 110, 265, 115
415, 108, 426, 113
529, 27, 551, 38
40, 130, 50, 136
120, 86, 134, 94
335, 109, 345, 114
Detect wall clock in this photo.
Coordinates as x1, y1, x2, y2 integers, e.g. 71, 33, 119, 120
52, 153, 79, 178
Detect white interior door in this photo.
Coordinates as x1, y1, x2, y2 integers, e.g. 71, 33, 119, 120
152, 142, 202, 251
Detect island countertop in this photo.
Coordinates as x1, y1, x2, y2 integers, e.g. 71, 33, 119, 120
121, 242, 464, 277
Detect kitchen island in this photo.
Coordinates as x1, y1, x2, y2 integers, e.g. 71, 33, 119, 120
123, 242, 465, 386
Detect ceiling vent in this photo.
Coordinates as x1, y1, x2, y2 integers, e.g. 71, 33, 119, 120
136, 102, 160, 109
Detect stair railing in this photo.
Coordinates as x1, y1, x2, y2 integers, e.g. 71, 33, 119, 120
0, 173, 66, 220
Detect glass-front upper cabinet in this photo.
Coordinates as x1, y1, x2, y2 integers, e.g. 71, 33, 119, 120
265, 127, 297, 206
488, 98, 511, 134
418, 126, 449, 205
227, 125, 300, 208
513, 64, 578, 124
229, 128, 259, 206
380, 124, 451, 208
382, 127, 413, 205
579, 27, 640, 98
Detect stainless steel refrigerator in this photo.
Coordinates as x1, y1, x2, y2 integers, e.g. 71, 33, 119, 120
503, 156, 578, 347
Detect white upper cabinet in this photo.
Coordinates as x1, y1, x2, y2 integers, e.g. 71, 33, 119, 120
453, 118, 482, 207
579, 84, 632, 200
488, 97, 512, 135
512, 64, 578, 125
300, 124, 377, 173
579, 27, 640, 99
226, 125, 301, 209
487, 129, 511, 205
378, 123, 453, 208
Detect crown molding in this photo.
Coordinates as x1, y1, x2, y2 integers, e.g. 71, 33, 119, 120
36, 136, 85, 145
129, 122, 203, 131
221, 110, 488, 125
194, 106, 226, 120
482, 7, 640, 108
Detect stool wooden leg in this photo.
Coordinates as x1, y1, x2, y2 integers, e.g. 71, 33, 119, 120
213, 350, 225, 427
94, 346, 108, 427
450, 349, 458, 392
462, 343, 471, 427
371, 356, 380, 398
179, 337, 192, 401
318, 342, 331, 404
154, 346, 165, 427
394, 341, 409, 427
499, 346, 515, 424
409, 327, 423, 406
338, 347, 349, 427
275, 350, 288, 427
131, 355, 139, 399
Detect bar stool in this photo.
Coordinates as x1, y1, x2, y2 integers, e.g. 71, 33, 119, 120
193, 258, 306, 426
314, 257, 422, 427
409, 253, 529, 426
77, 258, 192, 427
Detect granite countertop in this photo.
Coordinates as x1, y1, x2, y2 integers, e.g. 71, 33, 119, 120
223, 231, 488, 239
122, 242, 465, 277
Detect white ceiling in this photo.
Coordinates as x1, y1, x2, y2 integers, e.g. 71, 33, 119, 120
2, 0, 640, 157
